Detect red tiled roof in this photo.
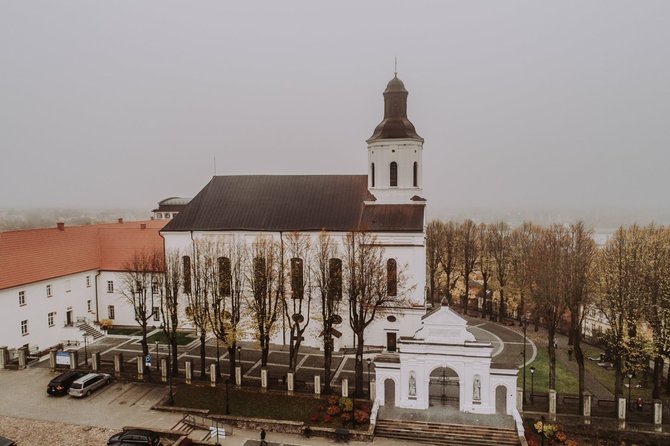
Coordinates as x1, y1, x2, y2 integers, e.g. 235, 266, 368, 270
0, 220, 167, 290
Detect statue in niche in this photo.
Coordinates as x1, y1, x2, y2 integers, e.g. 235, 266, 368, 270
409, 371, 416, 397
473, 375, 481, 401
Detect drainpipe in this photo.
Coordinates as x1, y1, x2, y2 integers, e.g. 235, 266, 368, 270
94, 270, 101, 324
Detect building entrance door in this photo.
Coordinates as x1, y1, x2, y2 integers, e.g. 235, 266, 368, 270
386, 332, 397, 352
66, 309, 73, 327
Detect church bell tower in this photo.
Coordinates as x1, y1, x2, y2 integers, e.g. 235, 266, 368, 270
367, 73, 424, 203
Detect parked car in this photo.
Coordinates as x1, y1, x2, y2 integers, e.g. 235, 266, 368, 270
107, 429, 162, 446
0, 436, 17, 446
47, 370, 87, 396
68, 372, 111, 397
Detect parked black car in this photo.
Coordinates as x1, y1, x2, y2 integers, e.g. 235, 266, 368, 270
0, 436, 17, 446
47, 370, 86, 396
107, 429, 162, 446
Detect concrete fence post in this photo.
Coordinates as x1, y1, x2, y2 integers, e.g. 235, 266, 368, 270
342, 378, 349, 397
583, 392, 592, 418
548, 389, 557, 421
618, 396, 626, 422
69, 351, 78, 370
113, 353, 123, 378
287, 371, 294, 394
516, 387, 524, 412
235, 366, 242, 386
49, 349, 57, 371
0, 347, 8, 369
261, 367, 268, 389
161, 359, 168, 383
314, 375, 321, 396
210, 363, 217, 387
185, 360, 193, 384
136, 356, 144, 380
370, 380, 376, 402
92, 352, 101, 372
654, 399, 662, 430
17, 348, 27, 370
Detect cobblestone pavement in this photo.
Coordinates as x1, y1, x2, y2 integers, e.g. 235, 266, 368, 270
0, 415, 118, 446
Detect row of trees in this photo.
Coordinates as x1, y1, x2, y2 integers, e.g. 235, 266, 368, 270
428, 220, 670, 407
120, 231, 410, 396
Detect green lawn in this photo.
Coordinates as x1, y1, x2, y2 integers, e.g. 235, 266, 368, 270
146, 331, 196, 346
519, 346, 578, 395
171, 384, 369, 429
107, 327, 142, 336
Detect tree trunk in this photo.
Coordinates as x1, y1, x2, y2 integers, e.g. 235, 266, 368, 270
355, 331, 365, 397
666, 357, 670, 395
323, 337, 333, 394
171, 342, 178, 375
261, 334, 270, 367
199, 332, 207, 379
228, 345, 237, 377
653, 356, 663, 399
548, 324, 556, 390
614, 355, 624, 397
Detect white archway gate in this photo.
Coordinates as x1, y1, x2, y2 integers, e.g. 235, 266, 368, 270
373, 305, 518, 415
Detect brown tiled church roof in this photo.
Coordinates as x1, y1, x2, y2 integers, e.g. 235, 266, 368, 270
163, 175, 424, 233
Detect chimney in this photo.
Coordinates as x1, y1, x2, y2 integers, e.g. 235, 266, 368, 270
57, 222, 65, 231
140, 223, 147, 230
118, 218, 123, 224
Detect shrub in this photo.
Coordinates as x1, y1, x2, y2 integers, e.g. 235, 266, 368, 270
323, 414, 332, 423
338, 397, 353, 413
99, 319, 113, 330
354, 409, 369, 424
327, 395, 339, 406
326, 405, 341, 416
310, 413, 320, 423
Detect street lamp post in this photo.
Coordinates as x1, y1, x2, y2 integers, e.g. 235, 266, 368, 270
522, 315, 528, 404
530, 366, 536, 404
155, 340, 160, 371
366, 358, 372, 398
627, 372, 633, 409
216, 337, 221, 380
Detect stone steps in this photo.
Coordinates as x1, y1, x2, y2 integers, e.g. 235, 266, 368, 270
375, 419, 520, 446
77, 322, 105, 340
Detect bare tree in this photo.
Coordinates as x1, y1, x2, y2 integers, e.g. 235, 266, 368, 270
158, 249, 182, 374
426, 220, 442, 306
120, 249, 163, 372
510, 222, 538, 324
247, 236, 283, 368
564, 221, 596, 411
313, 231, 342, 394
457, 219, 478, 314
344, 231, 412, 396
489, 221, 513, 322
594, 225, 648, 396
477, 223, 494, 316
283, 232, 313, 371
435, 220, 459, 306
185, 238, 216, 378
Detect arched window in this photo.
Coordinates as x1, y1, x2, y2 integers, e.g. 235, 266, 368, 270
371, 163, 375, 187
390, 162, 398, 187
387, 258, 397, 296
182, 255, 191, 294
291, 258, 304, 299
413, 162, 418, 187
328, 258, 342, 301
218, 257, 231, 296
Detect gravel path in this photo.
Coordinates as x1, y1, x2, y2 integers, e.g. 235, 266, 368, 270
0, 415, 118, 446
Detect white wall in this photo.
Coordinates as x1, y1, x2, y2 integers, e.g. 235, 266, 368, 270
0, 270, 98, 351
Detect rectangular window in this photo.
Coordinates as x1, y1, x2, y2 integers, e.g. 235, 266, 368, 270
107, 281, 114, 293
153, 307, 160, 322
87, 300, 92, 312
18, 290, 26, 306
46, 284, 52, 297
108, 305, 115, 320
48, 312, 55, 327
86, 276, 91, 287
21, 320, 28, 336
151, 281, 159, 294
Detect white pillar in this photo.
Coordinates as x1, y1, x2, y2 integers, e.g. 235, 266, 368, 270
69, 351, 78, 370
114, 353, 123, 378
516, 387, 524, 412
370, 380, 376, 402
548, 389, 557, 421
92, 352, 101, 371
210, 363, 217, 387
185, 360, 193, 384
287, 371, 294, 393
261, 368, 268, 389
136, 356, 144, 379
618, 397, 626, 421
235, 366, 242, 386
314, 375, 321, 396
161, 358, 168, 383
0, 347, 8, 369
17, 349, 27, 370
654, 400, 662, 429
583, 392, 592, 418
342, 378, 349, 397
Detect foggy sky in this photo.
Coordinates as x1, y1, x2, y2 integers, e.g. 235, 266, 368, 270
1, 1, 669, 220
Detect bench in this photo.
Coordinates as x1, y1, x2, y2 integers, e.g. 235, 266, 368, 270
334, 428, 350, 443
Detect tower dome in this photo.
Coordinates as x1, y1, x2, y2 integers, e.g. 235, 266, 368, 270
368, 74, 423, 143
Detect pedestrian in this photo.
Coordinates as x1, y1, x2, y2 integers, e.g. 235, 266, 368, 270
260, 427, 267, 446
